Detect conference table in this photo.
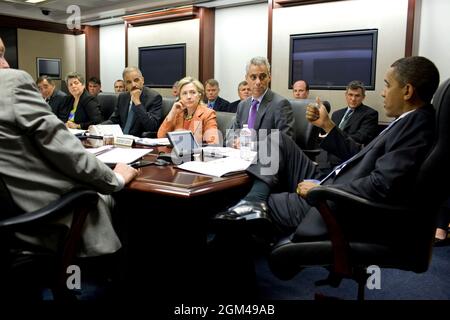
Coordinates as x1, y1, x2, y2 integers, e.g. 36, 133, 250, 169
85, 141, 252, 299
127, 146, 251, 198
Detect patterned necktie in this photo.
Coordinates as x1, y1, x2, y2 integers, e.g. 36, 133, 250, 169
123, 103, 135, 134
208, 102, 214, 109
338, 109, 354, 129
321, 116, 404, 184
247, 99, 259, 129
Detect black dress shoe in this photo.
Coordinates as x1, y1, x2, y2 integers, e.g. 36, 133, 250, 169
212, 200, 276, 246
214, 200, 271, 223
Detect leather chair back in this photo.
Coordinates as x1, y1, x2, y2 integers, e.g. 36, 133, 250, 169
289, 99, 331, 152
216, 111, 235, 143
97, 92, 118, 120
162, 97, 176, 119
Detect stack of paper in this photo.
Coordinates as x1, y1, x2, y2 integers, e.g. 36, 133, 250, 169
134, 137, 171, 146
177, 157, 252, 177
87, 147, 152, 165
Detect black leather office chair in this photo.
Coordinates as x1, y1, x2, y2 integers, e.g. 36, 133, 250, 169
97, 92, 118, 120
0, 175, 98, 300
216, 111, 235, 145
269, 79, 450, 300
142, 96, 175, 138
289, 99, 331, 160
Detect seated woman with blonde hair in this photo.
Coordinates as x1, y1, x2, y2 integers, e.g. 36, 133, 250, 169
157, 76, 219, 145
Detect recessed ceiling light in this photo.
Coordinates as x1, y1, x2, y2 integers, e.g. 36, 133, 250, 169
25, 0, 47, 4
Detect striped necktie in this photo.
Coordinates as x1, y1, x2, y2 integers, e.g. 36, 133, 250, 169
338, 108, 354, 129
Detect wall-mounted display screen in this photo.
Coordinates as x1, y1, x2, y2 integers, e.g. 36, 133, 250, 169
37, 57, 61, 80
289, 29, 378, 90
139, 44, 186, 88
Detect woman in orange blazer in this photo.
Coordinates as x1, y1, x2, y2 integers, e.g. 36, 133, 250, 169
157, 76, 219, 145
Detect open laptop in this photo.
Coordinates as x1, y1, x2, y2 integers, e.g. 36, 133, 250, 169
166, 130, 202, 159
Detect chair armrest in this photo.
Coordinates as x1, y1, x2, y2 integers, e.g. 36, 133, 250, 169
304, 186, 409, 277
306, 185, 408, 212
0, 189, 98, 229
303, 149, 321, 159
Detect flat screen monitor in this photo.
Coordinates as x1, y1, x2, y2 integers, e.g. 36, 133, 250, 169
37, 57, 61, 80
167, 130, 201, 158
139, 44, 186, 88
289, 29, 378, 90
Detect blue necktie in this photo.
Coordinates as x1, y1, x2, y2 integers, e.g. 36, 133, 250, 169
247, 99, 259, 129
123, 103, 135, 134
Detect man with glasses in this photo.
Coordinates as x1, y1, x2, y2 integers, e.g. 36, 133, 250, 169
227, 56, 294, 145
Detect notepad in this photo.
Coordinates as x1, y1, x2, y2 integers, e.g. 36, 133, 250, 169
134, 137, 171, 146
93, 147, 152, 165
177, 156, 254, 177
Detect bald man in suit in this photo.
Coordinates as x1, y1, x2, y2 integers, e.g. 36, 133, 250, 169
227, 56, 294, 145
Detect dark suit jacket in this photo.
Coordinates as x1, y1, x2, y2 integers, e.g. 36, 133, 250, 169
323, 104, 379, 168
322, 104, 435, 204
103, 86, 162, 137
47, 89, 66, 119
331, 104, 378, 145
229, 89, 294, 140
227, 100, 240, 113
209, 96, 230, 112
60, 90, 103, 129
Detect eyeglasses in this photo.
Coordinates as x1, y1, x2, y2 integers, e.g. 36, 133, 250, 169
248, 73, 269, 81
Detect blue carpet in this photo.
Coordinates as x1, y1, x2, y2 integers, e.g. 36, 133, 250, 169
255, 245, 450, 300
44, 244, 450, 301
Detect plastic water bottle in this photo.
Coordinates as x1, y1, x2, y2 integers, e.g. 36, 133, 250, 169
240, 124, 253, 160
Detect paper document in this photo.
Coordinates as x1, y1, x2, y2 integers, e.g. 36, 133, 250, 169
95, 147, 152, 165
86, 145, 114, 156
177, 157, 253, 177
201, 146, 242, 159
135, 137, 171, 146
68, 128, 86, 136
88, 124, 124, 137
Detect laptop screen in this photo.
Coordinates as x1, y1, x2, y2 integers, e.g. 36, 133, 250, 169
167, 130, 201, 157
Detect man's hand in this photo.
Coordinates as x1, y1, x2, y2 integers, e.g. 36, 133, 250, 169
114, 162, 138, 185
130, 87, 142, 106
232, 137, 241, 149
306, 97, 336, 133
296, 180, 319, 198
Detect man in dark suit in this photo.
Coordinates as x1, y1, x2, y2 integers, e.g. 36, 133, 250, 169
204, 78, 230, 112
332, 80, 378, 145
319, 80, 378, 175
227, 80, 251, 113
227, 56, 294, 145
36, 75, 67, 120
216, 56, 439, 236
103, 66, 162, 137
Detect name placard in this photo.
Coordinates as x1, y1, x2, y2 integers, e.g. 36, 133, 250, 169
114, 136, 134, 147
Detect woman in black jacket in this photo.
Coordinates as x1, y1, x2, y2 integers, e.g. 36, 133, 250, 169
61, 72, 102, 129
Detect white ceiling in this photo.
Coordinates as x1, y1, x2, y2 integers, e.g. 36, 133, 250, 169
0, 0, 266, 26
